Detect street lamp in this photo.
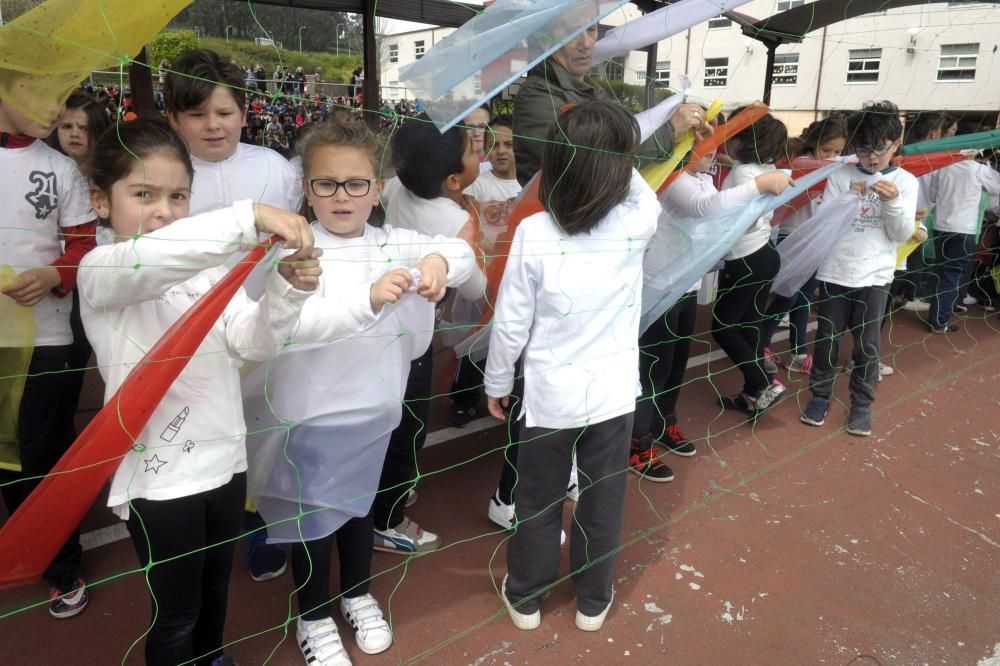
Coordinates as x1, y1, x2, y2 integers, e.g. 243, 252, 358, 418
225, 25, 234, 43
336, 23, 346, 57
298, 26, 307, 52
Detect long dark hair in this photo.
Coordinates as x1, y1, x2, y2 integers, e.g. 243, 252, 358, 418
539, 101, 639, 235
788, 114, 849, 157
87, 119, 193, 195
46, 92, 111, 158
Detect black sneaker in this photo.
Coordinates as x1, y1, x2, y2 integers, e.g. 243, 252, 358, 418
718, 393, 751, 413
246, 532, 287, 582
661, 424, 696, 457
930, 323, 961, 334
449, 404, 478, 427
628, 439, 673, 483
48, 577, 88, 619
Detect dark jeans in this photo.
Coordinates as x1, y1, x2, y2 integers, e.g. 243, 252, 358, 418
711, 243, 781, 396
809, 282, 890, 410
127, 473, 246, 666
929, 231, 977, 329
633, 293, 696, 439
373, 344, 433, 531
292, 512, 374, 621
762, 235, 815, 354
496, 361, 525, 506
0, 345, 81, 588
505, 413, 632, 616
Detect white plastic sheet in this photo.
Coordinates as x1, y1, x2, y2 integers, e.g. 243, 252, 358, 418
400, 0, 629, 131
771, 171, 883, 298
593, 0, 751, 64
640, 158, 852, 333
243, 295, 433, 543
634, 76, 690, 143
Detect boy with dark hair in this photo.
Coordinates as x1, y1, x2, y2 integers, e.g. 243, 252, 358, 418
801, 101, 918, 436
369, 116, 487, 554
165, 47, 300, 583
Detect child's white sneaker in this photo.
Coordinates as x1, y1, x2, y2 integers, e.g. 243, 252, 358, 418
501, 575, 540, 630
576, 588, 614, 632
566, 458, 580, 502
340, 593, 392, 655
297, 617, 351, 665
488, 490, 515, 529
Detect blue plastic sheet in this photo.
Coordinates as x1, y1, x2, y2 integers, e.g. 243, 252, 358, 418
640, 158, 852, 333
400, 0, 629, 131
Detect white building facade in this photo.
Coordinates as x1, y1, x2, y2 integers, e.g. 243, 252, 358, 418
383, 1, 1000, 134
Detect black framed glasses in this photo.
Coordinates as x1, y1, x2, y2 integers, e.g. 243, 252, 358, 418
855, 141, 895, 157
308, 178, 375, 198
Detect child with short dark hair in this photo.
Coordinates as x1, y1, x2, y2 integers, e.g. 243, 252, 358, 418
166, 47, 301, 581
366, 116, 487, 555
800, 101, 918, 436
485, 100, 658, 634
714, 111, 791, 418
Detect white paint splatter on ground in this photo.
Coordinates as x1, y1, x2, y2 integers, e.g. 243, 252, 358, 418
977, 643, 1000, 666
679, 564, 696, 572
645, 614, 672, 632
674, 572, 683, 580
688, 582, 702, 591
644, 602, 664, 614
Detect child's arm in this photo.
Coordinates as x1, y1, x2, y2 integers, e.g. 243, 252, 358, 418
79, 201, 312, 311
977, 162, 1000, 197
484, 225, 536, 416
665, 172, 759, 219
875, 175, 919, 244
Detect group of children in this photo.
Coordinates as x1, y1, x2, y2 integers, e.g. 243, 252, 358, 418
2, 42, 998, 665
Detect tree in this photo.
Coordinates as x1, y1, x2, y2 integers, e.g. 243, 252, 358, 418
149, 30, 199, 67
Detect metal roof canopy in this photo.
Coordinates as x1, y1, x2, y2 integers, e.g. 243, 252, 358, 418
238, 0, 482, 28
728, 0, 1000, 104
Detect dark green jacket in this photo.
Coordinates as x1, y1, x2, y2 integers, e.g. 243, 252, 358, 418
512, 59, 676, 185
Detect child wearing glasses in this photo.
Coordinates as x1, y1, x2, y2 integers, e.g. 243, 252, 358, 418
243, 115, 476, 663
800, 101, 918, 437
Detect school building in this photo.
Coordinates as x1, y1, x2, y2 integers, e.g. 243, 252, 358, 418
381, 0, 1000, 134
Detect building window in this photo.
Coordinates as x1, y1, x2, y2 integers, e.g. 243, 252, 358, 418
415, 40, 425, 60
473, 74, 482, 95
937, 43, 978, 80
708, 16, 732, 29
655, 60, 670, 87
847, 48, 881, 83
388, 44, 398, 64
704, 57, 728, 87
773, 53, 799, 85
777, 0, 806, 10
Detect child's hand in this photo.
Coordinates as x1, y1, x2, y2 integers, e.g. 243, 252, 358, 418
911, 227, 929, 243
1, 267, 62, 306
850, 181, 867, 196
871, 180, 898, 201
370, 267, 413, 312
252, 203, 314, 253
487, 396, 509, 421
415, 254, 449, 302
277, 247, 323, 291
755, 171, 794, 196
915, 207, 929, 222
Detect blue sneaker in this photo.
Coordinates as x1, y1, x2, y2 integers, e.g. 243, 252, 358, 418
846, 406, 872, 437
800, 397, 830, 427
245, 531, 287, 582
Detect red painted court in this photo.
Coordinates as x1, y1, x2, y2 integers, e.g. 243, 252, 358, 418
1, 305, 998, 665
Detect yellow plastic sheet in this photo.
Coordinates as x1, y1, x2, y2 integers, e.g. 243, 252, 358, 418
896, 220, 923, 269
0, 0, 193, 124
640, 99, 724, 192
0, 267, 36, 473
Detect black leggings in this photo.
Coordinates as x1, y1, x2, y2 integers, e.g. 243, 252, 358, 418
292, 513, 375, 621
711, 243, 780, 397
127, 473, 246, 666
633, 293, 697, 438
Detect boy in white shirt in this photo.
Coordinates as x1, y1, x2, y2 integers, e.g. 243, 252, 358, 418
800, 101, 918, 437
466, 115, 523, 251
165, 48, 301, 582
372, 116, 486, 554
924, 151, 1000, 332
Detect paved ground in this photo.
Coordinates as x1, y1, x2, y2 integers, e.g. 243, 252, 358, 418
1, 305, 998, 665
